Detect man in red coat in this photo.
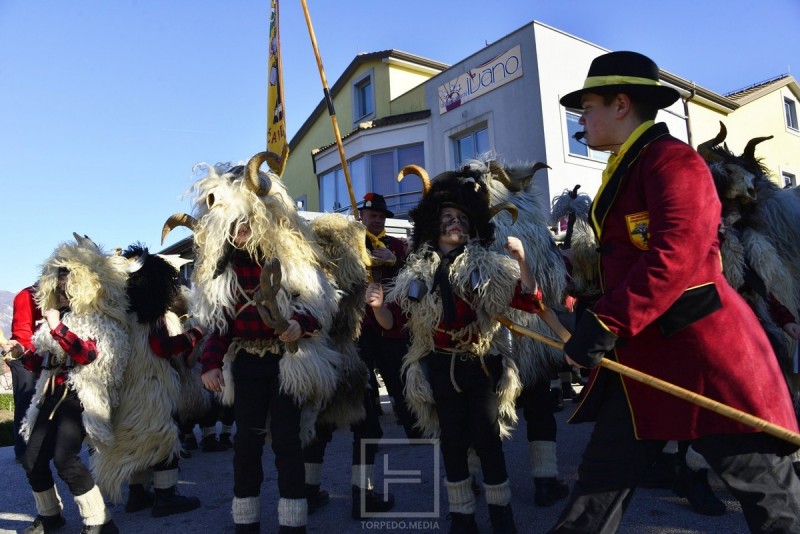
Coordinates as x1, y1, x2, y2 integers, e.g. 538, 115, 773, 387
552, 51, 800, 533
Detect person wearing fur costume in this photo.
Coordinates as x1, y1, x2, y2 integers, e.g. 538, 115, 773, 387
370, 169, 548, 534
168, 157, 344, 534
90, 244, 204, 518
553, 51, 800, 532
20, 234, 128, 534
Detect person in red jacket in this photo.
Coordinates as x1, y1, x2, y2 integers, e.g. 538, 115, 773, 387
552, 51, 800, 533
2, 283, 43, 463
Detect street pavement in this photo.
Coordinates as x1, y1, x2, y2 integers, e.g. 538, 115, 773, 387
0, 388, 752, 533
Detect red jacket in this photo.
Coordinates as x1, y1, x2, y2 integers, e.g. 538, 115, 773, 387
11, 285, 41, 353
572, 123, 798, 441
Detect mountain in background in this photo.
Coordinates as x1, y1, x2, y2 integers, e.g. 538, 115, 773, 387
0, 290, 14, 338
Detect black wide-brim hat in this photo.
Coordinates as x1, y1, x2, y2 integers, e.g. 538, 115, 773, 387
359, 192, 394, 218
560, 51, 680, 110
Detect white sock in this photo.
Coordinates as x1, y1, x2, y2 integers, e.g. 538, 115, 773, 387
305, 462, 322, 486
32, 486, 62, 517
351, 464, 374, 490
232, 496, 260, 525
444, 478, 475, 514
530, 440, 559, 478
278, 497, 307, 527
74, 486, 110, 527
484, 479, 512, 506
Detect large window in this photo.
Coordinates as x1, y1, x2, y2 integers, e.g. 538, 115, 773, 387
354, 74, 374, 122
565, 111, 610, 162
785, 97, 798, 131
454, 127, 489, 165
318, 143, 424, 216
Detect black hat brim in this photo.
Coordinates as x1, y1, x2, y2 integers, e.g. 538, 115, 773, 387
560, 84, 680, 110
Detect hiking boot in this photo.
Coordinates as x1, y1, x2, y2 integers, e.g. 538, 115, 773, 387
151, 487, 201, 517
549, 386, 564, 412
351, 486, 395, 519
125, 484, 154, 513
79, 520, 119, 534
234, 523, 260, 534
561, 382, 576, 400
305, 484, 329, 514
673, 467, 726, 516
20, 514, 66, 534
534, 477, 569, 507
278, 527, 306, 534
447, 512, 479, 534
201, 435, 228, 453
487, 503, 517, 534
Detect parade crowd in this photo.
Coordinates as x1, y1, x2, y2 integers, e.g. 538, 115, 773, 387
3, 51, 800, 534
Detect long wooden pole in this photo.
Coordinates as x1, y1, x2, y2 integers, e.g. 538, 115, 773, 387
497, 315, 800, 447
299, 0, 360, 221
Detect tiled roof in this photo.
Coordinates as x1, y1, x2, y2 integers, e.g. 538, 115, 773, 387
726, 74, 791, 102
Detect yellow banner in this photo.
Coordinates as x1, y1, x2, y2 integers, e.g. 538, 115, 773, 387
267, 0, 289, 175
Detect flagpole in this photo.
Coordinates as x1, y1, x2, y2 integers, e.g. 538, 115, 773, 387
299, 0, 360, 221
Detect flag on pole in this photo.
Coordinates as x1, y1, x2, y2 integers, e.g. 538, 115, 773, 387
267, 0, 289, 175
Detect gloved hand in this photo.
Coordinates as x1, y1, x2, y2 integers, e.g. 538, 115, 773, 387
563, 311, 618, 368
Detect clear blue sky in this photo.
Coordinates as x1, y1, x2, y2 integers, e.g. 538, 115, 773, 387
1, 0, 798, 293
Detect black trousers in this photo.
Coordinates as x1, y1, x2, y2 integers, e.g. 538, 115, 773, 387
23, 384, 95, 496
520, 374, 557, 442
359, 330, 420, 439
303, 387, 383, 466
428, 353, 508, 485
231, 352, 304, 500
10, 358, 37, 459
551, 373, 800, 533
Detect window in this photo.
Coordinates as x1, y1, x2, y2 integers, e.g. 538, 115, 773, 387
565, 111, 610, 162
318, 143, 424, 216
454, 127, 489, 165
354, 75, 374, 121
785, 97, 798, 131
783, 171, 796, 189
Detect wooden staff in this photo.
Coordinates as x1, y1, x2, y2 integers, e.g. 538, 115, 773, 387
497, 314, 800, 447
299, 0, 360, 221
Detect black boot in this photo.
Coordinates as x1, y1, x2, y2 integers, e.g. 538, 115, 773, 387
672, 467, 726, 516
278, 526, 306, 534
447, 512, 479, 534
487, 504, 517, 534
20, 514, 66, 534
351, 486, 395, 519
184, 434, 199, 450
79, 520, 119, 534
125, 484, 154, 513
549, 386, 564, 412
234, 523, 260, 534
533, 477, 569, 507
151, 486, 202, 517
305, 484, 330, 514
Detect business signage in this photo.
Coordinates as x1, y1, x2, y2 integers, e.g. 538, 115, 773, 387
438, 45, 523, 114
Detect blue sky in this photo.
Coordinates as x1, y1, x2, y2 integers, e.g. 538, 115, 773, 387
1, 0, 798, 293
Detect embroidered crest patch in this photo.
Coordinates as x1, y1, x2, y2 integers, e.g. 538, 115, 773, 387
625, 211, 650, 250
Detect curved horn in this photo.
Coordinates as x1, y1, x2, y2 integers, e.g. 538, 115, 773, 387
245, 152, 279, 196
397, 164, 431, 195
743, 135, 774, 161
489, 202, 518, 224
696, 121, 727, 162
488, 160, 514, 190
161, 213, 197, 244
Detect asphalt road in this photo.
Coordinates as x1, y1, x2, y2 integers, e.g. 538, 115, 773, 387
0, 389, 752, 534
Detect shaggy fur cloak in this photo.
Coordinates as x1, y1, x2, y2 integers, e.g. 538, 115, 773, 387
387, 242, 523, 439
23, 236, 132, 448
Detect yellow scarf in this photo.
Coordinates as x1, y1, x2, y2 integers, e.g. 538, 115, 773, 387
600, 120, 655, 186
365, 229, 387, 249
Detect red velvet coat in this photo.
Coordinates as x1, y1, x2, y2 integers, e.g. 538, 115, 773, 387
571, 123, 798, 441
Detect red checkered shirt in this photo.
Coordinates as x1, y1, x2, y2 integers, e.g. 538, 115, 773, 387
148, 317, 204, 366
200, 256, 319, 373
